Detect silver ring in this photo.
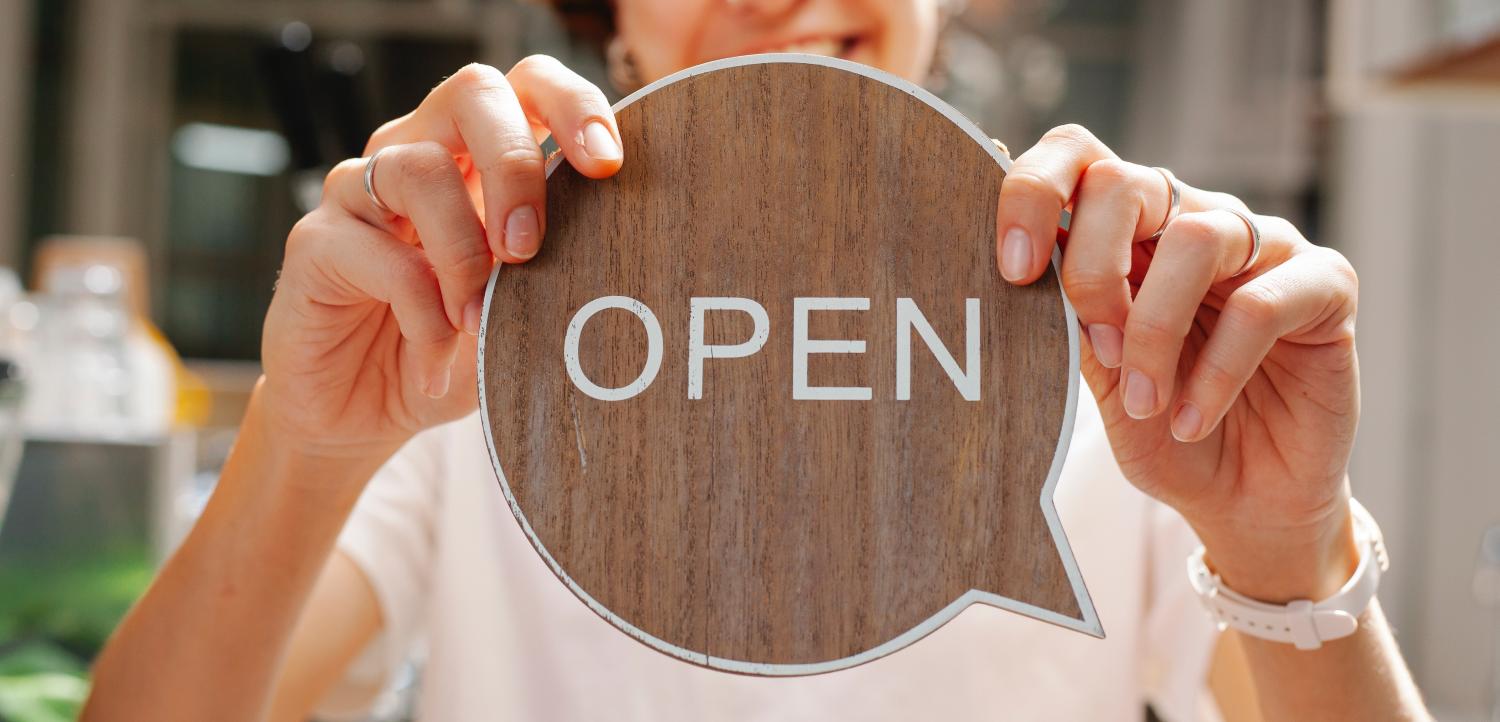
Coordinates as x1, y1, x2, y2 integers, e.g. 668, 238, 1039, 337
363, 147, 394, 215
1145, 166, 1182, 242
1219, 206, 1262, 277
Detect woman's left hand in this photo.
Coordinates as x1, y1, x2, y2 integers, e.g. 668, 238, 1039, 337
998, 124, 1361, 603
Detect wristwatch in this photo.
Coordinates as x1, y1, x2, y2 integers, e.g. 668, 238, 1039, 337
1187, 498, 1389, 650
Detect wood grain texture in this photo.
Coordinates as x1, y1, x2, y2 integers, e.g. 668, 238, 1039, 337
481, 58, 1084, 672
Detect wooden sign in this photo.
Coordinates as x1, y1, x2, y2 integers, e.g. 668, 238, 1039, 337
479, 55, 1099, 675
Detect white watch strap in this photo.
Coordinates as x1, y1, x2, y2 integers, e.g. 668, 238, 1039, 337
1187, 498, 1389, 650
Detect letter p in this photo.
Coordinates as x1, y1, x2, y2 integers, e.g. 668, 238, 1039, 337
688, 297, 770, 400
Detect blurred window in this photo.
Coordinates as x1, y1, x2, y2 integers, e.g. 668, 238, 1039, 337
163, 29, 480, 359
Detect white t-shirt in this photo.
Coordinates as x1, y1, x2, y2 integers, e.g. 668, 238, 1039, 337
320, 384, 1222, 722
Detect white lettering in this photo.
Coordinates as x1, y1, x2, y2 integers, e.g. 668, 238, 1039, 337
563, 295, 663, 401
688, 297, 770, 400
895, 298, 981, 401
792, 297, 872, 401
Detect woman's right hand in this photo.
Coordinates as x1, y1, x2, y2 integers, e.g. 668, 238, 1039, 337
259, 57, 623, 466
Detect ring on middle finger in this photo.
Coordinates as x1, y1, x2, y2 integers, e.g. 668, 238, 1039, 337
1145, 166, 1182, 242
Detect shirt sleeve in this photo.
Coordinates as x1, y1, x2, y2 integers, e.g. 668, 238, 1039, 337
313, 425, 446, 718
1140, 498, 1225, 722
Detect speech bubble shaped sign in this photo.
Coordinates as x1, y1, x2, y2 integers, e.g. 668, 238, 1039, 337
479, 55, 1100, 675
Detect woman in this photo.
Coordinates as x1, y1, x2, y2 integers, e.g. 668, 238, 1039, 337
84, 0, 1428, 720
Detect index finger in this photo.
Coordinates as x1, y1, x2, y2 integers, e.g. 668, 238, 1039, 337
507, 54, 623, 180
995, 124, 1116, 284
369, 63, 547, 263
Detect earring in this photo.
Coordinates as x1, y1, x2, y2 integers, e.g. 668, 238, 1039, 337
606, 35, 643, 95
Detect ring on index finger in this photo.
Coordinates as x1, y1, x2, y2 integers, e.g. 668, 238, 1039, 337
1145, 166, 1182, 242
1218, 206, 1263, 277
363, 147, 395, 216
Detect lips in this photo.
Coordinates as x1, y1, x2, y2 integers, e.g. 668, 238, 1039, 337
759, 37, 842, 56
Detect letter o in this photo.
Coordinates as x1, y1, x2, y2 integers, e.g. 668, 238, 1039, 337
563, 296, 664, 401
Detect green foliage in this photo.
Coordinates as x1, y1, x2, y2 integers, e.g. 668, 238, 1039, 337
0, 641, 89, 722
0, 544, 154, 655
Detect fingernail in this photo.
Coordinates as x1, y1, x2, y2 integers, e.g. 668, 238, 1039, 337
505, 205, 540, 260
1087, 324, 1123, 368
580, 121, 621, 161
463, 296, 483, 336
1123, 369, 1156, 419
1001, 227, 1032, 282
1172, 402, 1203, 442
426, 366, 451, 399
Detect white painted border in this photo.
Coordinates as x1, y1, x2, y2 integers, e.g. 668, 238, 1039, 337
477, 53, 1100, 677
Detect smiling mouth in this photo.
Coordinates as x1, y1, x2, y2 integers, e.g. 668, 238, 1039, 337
751, 35, 862, 60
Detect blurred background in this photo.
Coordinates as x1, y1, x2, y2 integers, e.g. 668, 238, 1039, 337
0, 0, 1496, 720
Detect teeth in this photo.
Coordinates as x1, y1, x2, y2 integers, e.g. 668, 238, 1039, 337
763, 38, 844, 57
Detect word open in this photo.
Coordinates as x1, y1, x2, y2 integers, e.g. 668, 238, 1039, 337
562, 296, 982, 402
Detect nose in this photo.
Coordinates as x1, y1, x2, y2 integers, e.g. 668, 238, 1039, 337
726, 0, 802, 18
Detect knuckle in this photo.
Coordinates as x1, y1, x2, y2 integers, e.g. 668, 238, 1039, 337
1081, 158, 1135, 186
1124, 312, 1181, 346
323, 158, 363, 195
438, 63, 514, 110
454, 256, 494, 285
484, 143, 546, 185
571, 84, 613, 116
1165, 211, 1224, 243
285, 212, 325, 258
448, 238, 495, 279
1078, 159, 1149, 206
448, 62, 506, 92
388, 250, 443, 310
1059, 265, 1121, 301
1001, 170, 1064, 206
396, 142, 456, 184
1309, 245, 1360, 321
1155, 227, 1219, 266
1226, 283, 1282, 331
1321, 246, 1359, 290
510, 53, 563, 78
1193, 352, 1241, 393
1042, 123, 1098, 148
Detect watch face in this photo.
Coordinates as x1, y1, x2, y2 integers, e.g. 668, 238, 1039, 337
478, 55, 1097, 675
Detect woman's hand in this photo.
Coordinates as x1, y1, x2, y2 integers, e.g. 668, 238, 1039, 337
260, 57, 624, 466
999, 124, 1361, 602
87, 57, 623, 722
